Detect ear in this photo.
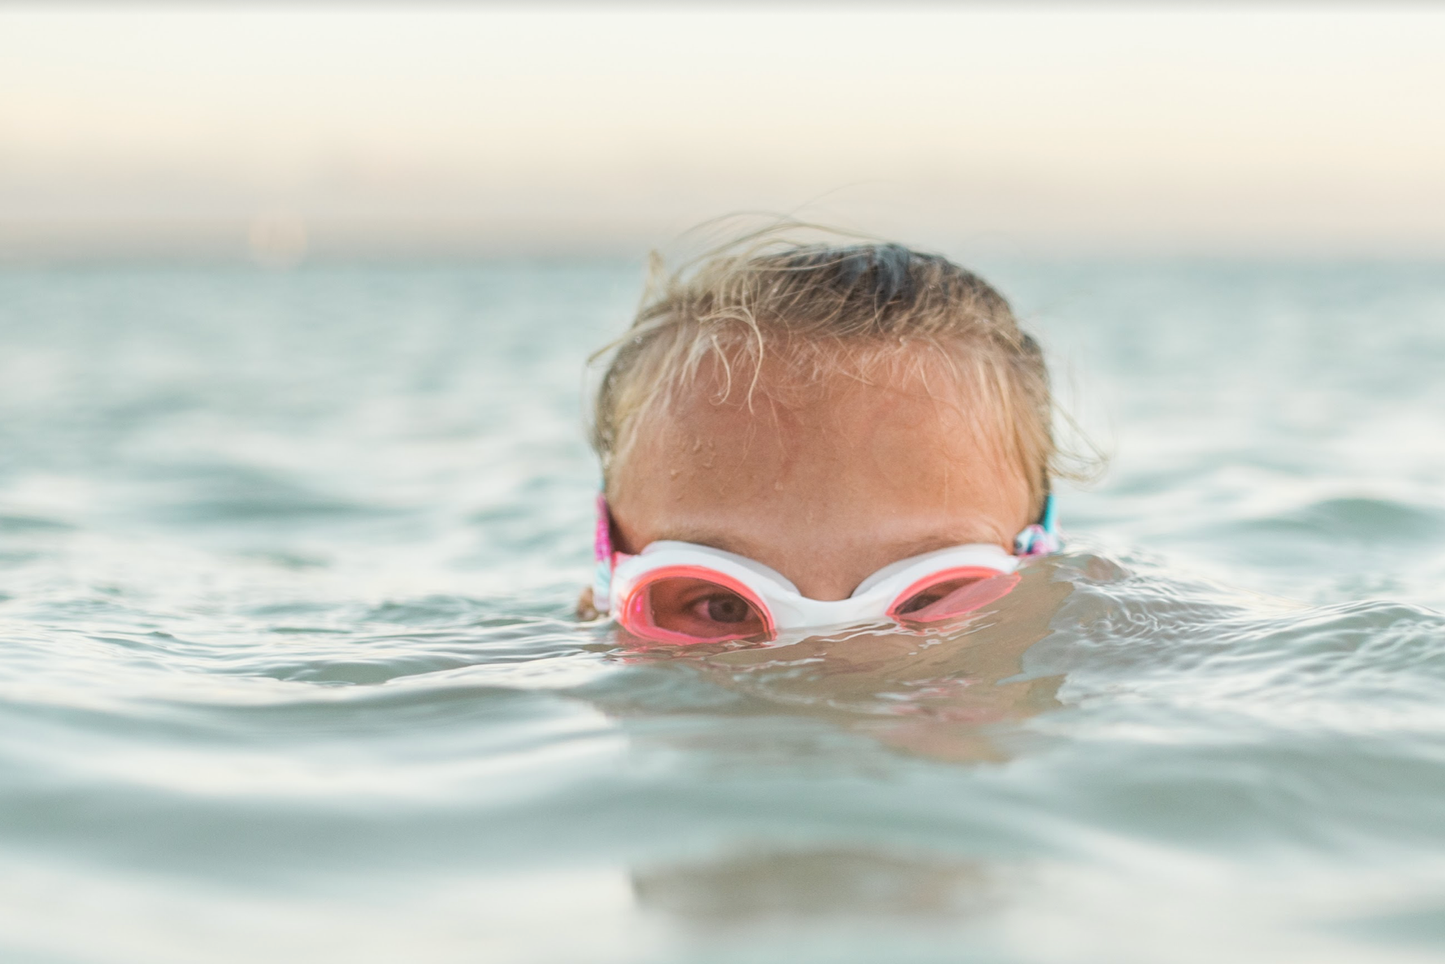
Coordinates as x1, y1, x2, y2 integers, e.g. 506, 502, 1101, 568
575, 585, 599, 621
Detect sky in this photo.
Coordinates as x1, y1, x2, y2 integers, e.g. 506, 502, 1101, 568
3, 4, 1445, 260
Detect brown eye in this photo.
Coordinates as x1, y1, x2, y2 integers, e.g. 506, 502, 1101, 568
891, 569, 1021, 624
703, 593, 753, 624
626, 575, 769, 642
894, 584, 976, 615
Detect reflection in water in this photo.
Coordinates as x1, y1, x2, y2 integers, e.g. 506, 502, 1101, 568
608, 559, 1076, 761
632, 847, 991, 926
610, 559, 1081, 948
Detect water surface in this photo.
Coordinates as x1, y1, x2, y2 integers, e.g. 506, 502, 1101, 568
2, 260, 1444, 963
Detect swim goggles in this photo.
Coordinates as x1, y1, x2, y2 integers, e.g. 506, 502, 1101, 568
591, 494, 1059, 645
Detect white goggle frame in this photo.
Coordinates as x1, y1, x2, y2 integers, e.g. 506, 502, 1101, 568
609, 540, 1021, 642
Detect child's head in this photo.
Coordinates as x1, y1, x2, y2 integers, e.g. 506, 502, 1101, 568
590, 233, 1059, 610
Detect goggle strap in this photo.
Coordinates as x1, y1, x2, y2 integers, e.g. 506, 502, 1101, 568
1013, 493, 1061, 557
593, 492, 614, 615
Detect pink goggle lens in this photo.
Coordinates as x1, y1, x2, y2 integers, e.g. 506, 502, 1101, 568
619, 571, 771, 644
889, 567, 1022, 625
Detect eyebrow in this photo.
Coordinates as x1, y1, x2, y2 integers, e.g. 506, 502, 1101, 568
649, 526, 764, 559
649, 527, 997, 564
878, 534, 992, 559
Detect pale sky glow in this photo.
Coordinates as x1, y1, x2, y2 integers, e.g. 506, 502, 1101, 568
3, 5, 1445, 257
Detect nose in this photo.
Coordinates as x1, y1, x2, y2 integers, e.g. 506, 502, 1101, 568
771, 561, 870, 603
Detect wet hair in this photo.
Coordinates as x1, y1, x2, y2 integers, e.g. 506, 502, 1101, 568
590, 227, 1078, 518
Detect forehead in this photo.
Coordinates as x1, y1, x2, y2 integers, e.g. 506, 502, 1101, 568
649, 352, 990, 473
611, 348, 1030, 553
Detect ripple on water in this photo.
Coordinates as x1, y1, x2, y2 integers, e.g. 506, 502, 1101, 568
4, 262, 1445, 963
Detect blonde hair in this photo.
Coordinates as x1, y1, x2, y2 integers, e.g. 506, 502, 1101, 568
590, 227, 1081, 518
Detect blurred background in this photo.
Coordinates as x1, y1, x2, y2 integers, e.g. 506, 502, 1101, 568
5, 3, 1445, 264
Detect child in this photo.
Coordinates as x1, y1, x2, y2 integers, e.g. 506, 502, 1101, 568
580, 230, 1064, 644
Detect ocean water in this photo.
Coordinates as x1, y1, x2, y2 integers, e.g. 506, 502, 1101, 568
2, 259, 1444, 963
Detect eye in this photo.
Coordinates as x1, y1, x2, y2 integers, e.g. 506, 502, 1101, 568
624, 575, 769, 643
894, 580, 981, 615
692, 592, 754, 624
891, 569, 1021, 624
